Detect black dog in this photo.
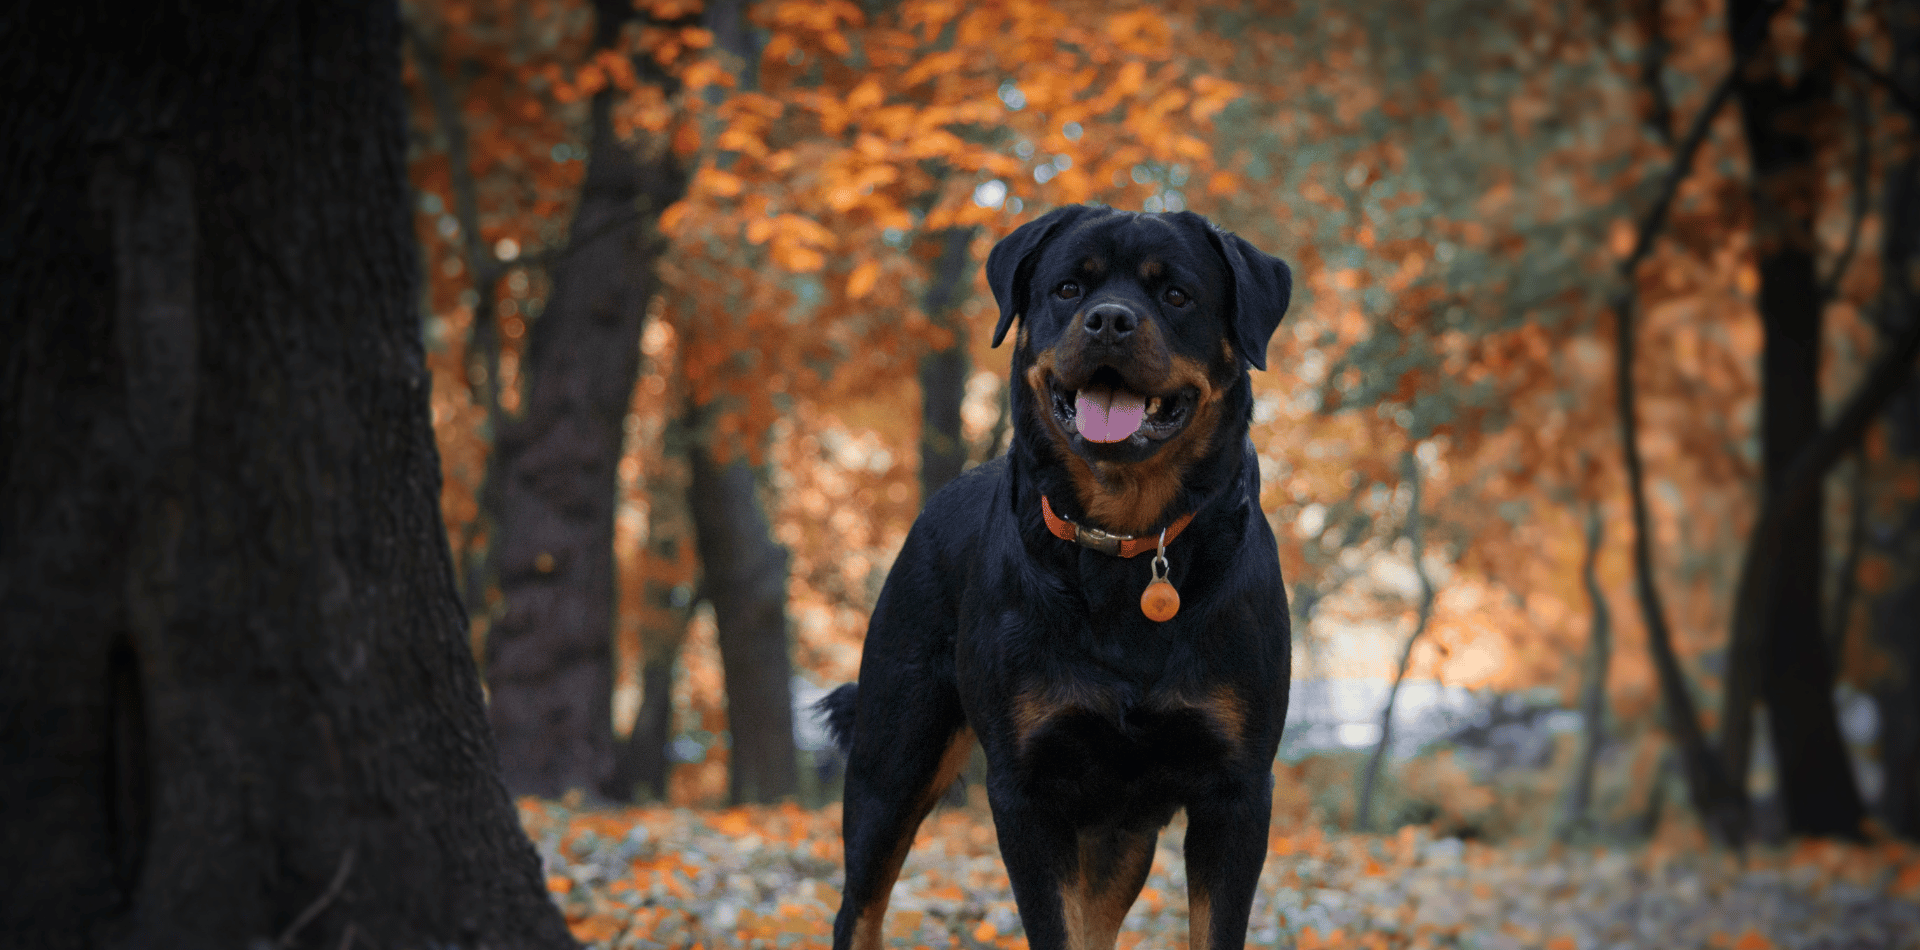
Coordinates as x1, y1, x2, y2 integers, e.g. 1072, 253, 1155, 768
820, 205, 1293, 950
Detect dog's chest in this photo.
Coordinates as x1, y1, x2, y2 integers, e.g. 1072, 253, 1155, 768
1012, 678, 1247, 764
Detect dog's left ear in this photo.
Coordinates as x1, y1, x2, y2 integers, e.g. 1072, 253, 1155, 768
987, 204, 1102, 348
1200, 224, 1292, 371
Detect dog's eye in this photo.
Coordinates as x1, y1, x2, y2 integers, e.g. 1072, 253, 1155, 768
1163, 287, 1190, 307
1055, 282, 1082, 300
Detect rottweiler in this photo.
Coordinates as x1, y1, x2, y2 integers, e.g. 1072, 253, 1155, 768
819, 204, 1294, 950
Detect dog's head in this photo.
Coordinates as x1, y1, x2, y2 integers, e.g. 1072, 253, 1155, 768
988, 205, 1291, 535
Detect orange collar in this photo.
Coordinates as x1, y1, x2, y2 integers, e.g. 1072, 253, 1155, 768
1041, 495, 1195, 558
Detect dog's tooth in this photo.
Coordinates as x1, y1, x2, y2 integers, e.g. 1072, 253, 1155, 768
1147, 397, 1162, 416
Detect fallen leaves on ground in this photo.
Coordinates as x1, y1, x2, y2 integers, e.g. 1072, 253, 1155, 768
521, 799, 1920, 949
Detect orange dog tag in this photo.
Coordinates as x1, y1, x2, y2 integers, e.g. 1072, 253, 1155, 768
1141, 578, 1179, 622
1141, 541, 1178, 622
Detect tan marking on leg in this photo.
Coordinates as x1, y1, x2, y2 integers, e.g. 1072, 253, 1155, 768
1013, 685, 1120, 748
917, 727, 976, 812
1187, 884, 1211, 950
851, 728, 977, 950
1202, 687, 1247, 747
1153, 687, 1247, 751
1061, 828, 1156, 950
1012, 689, 1064, 746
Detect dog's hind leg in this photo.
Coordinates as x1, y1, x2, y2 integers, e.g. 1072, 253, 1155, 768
1181, 773, 1273, 950
830, 680, 971, 950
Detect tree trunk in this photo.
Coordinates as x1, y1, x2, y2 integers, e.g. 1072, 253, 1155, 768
403, 17, 508, 623
1354, 453, 1436, 832
688, 445, 800, 804
1558, 501, 1613, 840
671, 0, 798, 806
485, 0, 688, 798
608, 408, 699, 802
1606, 31, 1761, 841
1726, 0, 1866, 837
1871, 0, 1920, 838
919, 227, 976, 503
0, 3, 573, 947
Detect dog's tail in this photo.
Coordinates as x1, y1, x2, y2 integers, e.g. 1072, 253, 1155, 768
815, 682, 858, 754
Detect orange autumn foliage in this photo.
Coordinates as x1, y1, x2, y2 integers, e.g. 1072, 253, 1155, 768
407, 0, 1915, 812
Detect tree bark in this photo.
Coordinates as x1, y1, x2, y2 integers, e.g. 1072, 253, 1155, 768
1724, 0, 1866, 838
687, 446, 800, 803
919, 227, 976, 503
485, 0, 688, 798
0, 2, 573, 947
1559, 502, 1613, 840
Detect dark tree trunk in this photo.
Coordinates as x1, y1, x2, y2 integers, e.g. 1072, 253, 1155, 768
608, 409, 699, 802
1727, 0, 1866, 837
668, 0, 796, 806
918, 227, 976, 503
688, 446, 799, 803
0, 3, 573, 947
484, 0, 688, 798
1871, 0, 1920, 839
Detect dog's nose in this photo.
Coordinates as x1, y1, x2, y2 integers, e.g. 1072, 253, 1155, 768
1083, 303, 1137, 344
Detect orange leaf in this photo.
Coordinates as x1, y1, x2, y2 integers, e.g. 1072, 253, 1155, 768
568, 913, 624, 942
698, 169, 746, 198
1734, 932, 1774, 950
847, 260, 881, 299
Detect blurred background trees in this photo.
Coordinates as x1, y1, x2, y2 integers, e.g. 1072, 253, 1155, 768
398, 0, 1920, 841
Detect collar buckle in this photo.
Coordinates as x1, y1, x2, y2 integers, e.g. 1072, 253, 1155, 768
1072, 524, 1126, 556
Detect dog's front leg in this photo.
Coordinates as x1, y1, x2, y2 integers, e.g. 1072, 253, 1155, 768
990, 785, 1157, 950
1181, 773, 1274, 950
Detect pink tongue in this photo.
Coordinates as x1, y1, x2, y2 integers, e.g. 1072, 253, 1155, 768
1074, 384, 1147, 443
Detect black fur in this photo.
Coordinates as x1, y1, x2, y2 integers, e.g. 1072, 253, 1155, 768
816, 682, 859, 753
825, 206, 1294, 950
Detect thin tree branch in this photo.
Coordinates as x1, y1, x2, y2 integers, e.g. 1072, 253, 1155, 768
1354, 452, 1437, 833
1843, 48, 1920, 121
1620, 73, 1740, 271
403, 20, 505, 423
1822, 82, 1873, 302
1558, 499, 1612, 841
1828, 447, 1869, 665
1636, 0, 1676, 146
1609, 0, 1785, 846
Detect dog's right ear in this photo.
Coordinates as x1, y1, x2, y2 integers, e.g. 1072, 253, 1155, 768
987, 204, 1101, 348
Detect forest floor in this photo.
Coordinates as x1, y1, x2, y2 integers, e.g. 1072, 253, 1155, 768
522, 798, 1920, 950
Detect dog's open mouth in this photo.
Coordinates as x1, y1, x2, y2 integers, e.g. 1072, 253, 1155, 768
1051, 367, 1194, 446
